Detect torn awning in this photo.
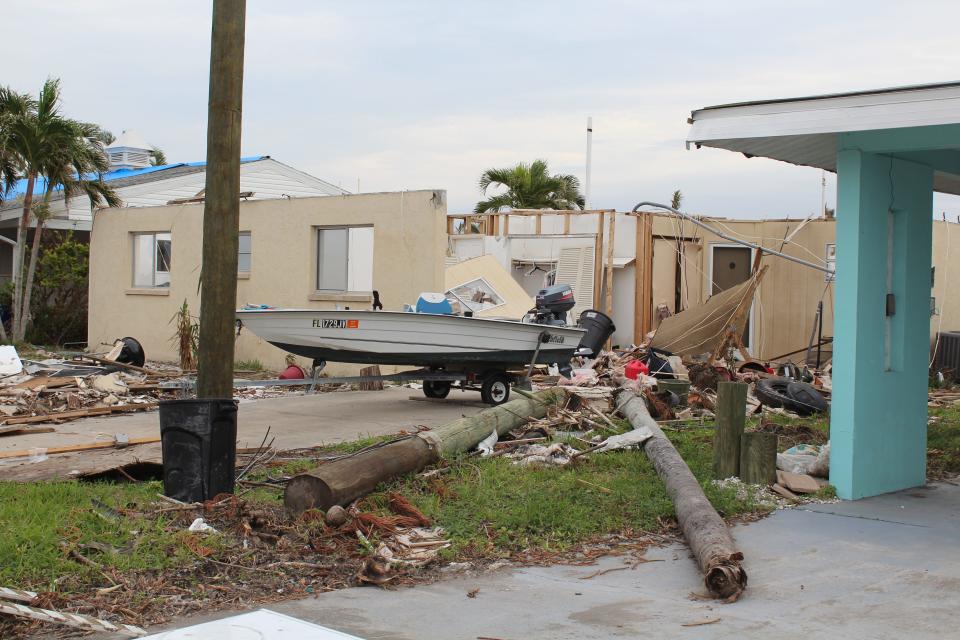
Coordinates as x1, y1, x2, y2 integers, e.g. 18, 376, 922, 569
649, 268, 766, 357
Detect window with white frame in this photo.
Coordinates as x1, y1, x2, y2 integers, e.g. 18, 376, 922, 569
445, 278, 505, 313
238, 232, 252, 273
316, 226, 374, 292
132, 232, 171, 287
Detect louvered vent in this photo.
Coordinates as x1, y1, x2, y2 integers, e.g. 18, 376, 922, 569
933, 332, 960, 381
554, 245, 596, 323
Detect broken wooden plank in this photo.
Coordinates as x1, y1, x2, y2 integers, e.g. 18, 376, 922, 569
771, 483, 799, 501
0, 402, 158, 426
73, 354, 165, 376
0, 425, 56, 437
0, 436, 161, 461
10, 376, 78, 391
776, 470, 820, 494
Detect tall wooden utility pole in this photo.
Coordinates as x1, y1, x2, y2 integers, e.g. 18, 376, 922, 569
197, 0, 246, 398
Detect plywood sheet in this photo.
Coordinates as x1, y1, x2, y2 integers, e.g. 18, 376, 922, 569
444, 255, 534, 320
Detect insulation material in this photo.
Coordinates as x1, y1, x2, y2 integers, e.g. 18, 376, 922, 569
554, 245, 596, 322
444, 255, 533, 320
649, 270, 763, 357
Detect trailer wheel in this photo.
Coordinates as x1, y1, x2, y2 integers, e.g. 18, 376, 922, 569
423, 380, 451, 399
481, 373, 511, 406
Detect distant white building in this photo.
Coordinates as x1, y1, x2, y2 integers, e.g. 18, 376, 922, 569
0, 131, 348, 280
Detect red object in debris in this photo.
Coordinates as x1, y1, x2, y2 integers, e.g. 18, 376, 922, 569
625, 359, 649, 380
764, 366, 775, 374
279, 365, 306, 380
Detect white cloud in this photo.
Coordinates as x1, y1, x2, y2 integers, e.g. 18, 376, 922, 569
4, 0, 960, 218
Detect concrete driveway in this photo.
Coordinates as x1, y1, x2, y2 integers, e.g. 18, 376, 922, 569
148, 481, 960, 639
0, 388, 485, 480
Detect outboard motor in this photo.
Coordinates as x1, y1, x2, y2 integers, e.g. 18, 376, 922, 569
576, 309, 616, 357
530, 284, 575, 326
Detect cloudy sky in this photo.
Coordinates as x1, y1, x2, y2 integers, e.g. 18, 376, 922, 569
6, 1, 960, 218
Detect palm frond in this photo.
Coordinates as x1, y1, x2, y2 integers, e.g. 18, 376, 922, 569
150, 146, 167, 166
474, 193, 515, 213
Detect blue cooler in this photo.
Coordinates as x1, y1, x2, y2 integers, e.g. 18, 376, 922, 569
416, 292, 454, 315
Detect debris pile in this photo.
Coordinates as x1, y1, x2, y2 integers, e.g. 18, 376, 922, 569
0, 355, 178, 433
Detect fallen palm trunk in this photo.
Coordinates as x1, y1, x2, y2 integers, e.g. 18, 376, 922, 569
284, 388, 565, 514
0, 600, 145, 637
615, 385, 747, 600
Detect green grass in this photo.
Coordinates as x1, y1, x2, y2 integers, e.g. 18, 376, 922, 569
928, 404, 960, 478
4, 403, 956, 595
235, 359, 265, 372
361, 426, 770, 556
0, 481, 186, 589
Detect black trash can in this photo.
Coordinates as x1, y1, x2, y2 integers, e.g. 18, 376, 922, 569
159, 399, 238, 503
577, 309, 617, 356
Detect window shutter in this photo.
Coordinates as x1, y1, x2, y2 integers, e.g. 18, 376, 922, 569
555, 245, 596, 322
347, 227, 374, 292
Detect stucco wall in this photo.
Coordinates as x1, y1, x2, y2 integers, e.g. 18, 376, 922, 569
88, 190, 447, 373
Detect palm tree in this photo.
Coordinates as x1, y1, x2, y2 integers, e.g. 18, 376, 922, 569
671, 189, 683, 210
0, 87, 31, 205
149, 146, 168, 166
474, 159, 585, 213
0, 78, 119, 341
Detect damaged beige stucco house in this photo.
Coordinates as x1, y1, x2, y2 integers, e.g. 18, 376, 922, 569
88, 190, 448, 373
447, 209, 960, 364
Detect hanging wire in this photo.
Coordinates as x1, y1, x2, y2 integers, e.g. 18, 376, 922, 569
631, 202, 835, 276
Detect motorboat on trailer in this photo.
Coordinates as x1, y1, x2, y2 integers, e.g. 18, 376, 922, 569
235, 285, 616, 405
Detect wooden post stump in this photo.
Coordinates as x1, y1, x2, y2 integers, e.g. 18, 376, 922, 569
359, 365, 384, 391
713, 381, 747, 479
739, 432, 778, 485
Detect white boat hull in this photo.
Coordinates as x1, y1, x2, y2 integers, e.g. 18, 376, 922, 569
236, 309, 585, 369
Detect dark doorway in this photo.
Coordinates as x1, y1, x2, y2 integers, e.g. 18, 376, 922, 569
711, 246, 752, 347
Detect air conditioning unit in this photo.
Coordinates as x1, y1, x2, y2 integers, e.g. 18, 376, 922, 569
933, 332, 960, 381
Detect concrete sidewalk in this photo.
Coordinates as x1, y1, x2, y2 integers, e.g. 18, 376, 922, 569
220, 482, 959, 639
0, 388, 485, 480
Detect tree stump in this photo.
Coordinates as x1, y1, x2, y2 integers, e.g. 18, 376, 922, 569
739, 432, 778, 485
359, 365, 384, 391
713, 381, 747, 479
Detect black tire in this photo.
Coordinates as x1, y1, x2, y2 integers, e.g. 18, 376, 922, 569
117, 337, 145, 367
480, 373, 511, 406
423, 380, 451, 399
755, 377, 826, 416
785, 381, 828, 415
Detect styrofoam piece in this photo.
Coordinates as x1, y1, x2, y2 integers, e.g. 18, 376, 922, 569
141, 609, 365, 639
0, 345, 22, 376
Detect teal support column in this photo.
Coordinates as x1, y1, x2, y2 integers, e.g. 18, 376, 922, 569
830, 148, 933, 499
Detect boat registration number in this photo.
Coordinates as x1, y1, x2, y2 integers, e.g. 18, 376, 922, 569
546, 335, 564, 344
313, 319, 359, 329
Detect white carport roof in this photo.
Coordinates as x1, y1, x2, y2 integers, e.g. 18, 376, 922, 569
686, 82, 960, 195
